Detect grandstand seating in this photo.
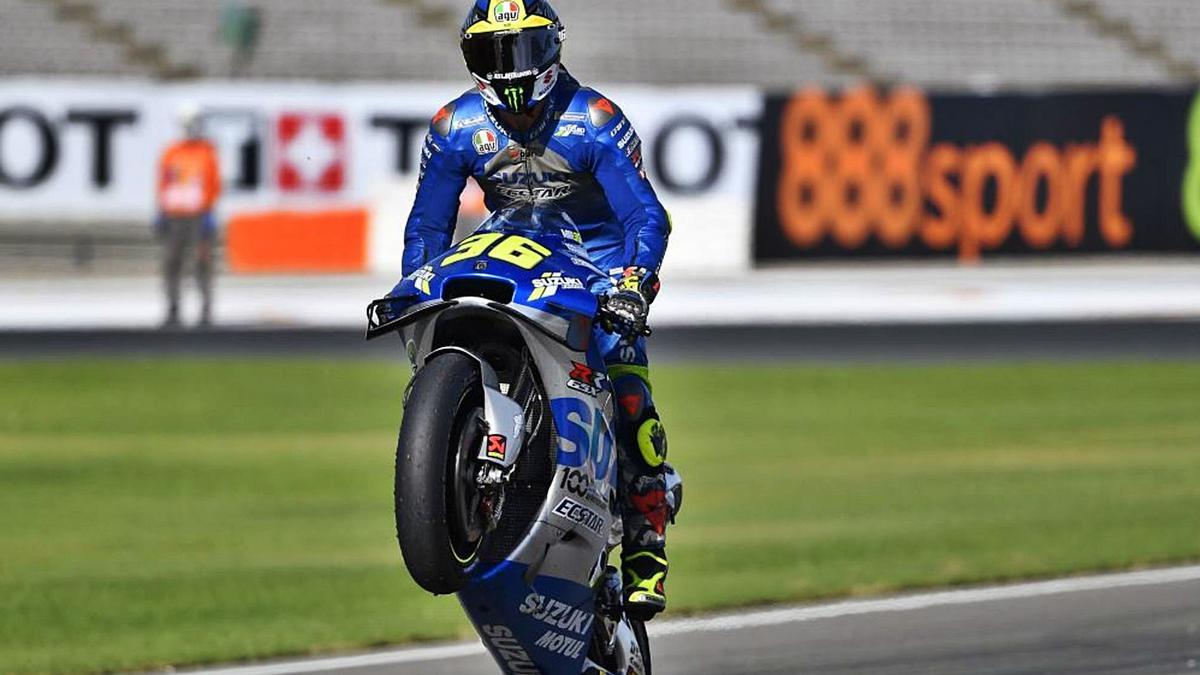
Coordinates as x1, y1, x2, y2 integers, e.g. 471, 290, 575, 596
414, 0, 839, 87
82, 0, 834, 86
0, 0, 152, 76
763, 0, 1170, 88
89, 0, 226, 78
1095, 0, 1200, 77
0, 0, 1197, 87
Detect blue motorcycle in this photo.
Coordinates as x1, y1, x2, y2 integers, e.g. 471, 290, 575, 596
367, 204, 678, 674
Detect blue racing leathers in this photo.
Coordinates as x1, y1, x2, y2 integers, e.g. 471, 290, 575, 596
403, 68, 673, 566
403, 69, 668, 277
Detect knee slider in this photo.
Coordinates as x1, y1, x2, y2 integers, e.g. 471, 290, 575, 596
663, 462, 682, 522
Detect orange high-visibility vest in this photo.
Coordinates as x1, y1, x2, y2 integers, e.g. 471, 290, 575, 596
158, 140, 221, 217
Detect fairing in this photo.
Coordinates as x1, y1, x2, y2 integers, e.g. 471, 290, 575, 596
383, 205, 605, 334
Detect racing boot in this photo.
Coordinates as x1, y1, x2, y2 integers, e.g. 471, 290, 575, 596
622, 548, 668, 621
622, 463, 681, 621
611, 367, 678, 621
620, 430, 671, 621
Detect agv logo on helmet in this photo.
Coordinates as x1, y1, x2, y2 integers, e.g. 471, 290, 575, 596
494, 1, 521, 23
461, 0, 565, 112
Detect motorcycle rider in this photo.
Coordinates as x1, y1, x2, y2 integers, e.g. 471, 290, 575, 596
402, 0, 673, 620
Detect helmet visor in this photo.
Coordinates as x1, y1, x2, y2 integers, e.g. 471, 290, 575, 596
462, 26, 559, 79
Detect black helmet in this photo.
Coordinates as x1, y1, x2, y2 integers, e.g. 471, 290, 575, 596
460, 0, 565, 112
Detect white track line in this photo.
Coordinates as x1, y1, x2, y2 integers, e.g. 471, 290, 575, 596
649, 564, 1200, 637
186, 564, 1200, 674
186, 644, 486, 675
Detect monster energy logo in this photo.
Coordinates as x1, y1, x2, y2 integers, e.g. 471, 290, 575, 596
504, 86, 524, 110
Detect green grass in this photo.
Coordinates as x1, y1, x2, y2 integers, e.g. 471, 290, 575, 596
2, 358, 1199, 673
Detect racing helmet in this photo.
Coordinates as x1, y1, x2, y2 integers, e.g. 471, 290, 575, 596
460, 0, 565, 112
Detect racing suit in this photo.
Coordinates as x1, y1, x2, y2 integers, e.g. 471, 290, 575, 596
403, 68, 672, 597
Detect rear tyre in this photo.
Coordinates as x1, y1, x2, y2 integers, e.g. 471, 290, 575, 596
395, 352, 488, 594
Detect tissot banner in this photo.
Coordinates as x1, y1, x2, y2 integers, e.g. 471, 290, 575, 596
0, 79, 759, 274
754, 87, 1200, 262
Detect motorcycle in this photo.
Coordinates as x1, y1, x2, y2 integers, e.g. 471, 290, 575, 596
366, 203, 679, 674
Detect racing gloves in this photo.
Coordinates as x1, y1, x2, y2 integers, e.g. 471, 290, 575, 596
598, 266, 660, 337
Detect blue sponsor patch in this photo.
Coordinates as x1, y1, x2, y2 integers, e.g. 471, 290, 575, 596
551, 397, 615, 485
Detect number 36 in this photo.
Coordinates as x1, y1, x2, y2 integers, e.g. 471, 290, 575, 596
441, 233, 552, 270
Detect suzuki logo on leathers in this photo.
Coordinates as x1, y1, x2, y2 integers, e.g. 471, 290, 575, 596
485, 144, 578, 201
498, 171, 570, 184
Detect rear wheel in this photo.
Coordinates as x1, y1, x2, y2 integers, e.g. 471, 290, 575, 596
395, 352, 490, 594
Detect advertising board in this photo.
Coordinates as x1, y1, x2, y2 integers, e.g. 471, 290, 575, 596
754, 87, 1200, 262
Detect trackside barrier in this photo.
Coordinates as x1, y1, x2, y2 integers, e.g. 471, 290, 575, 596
0, 80, 758, 276
226, 208, 367, 273
3, 80, 1200, 272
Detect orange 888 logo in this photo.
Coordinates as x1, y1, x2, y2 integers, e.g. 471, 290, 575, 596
776, 87, 931, 250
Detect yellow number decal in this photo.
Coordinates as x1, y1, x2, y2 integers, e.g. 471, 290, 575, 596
488, 235, 552, 270
441, 232, 504, 267
440, 233, 551, 270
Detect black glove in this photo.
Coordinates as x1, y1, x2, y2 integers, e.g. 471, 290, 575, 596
597, 267, 659, 337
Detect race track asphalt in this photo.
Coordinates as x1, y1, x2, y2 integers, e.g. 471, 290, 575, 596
181, 567, 1200, 675
646, 577, 1200, 675
4, 319, 1200, 362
